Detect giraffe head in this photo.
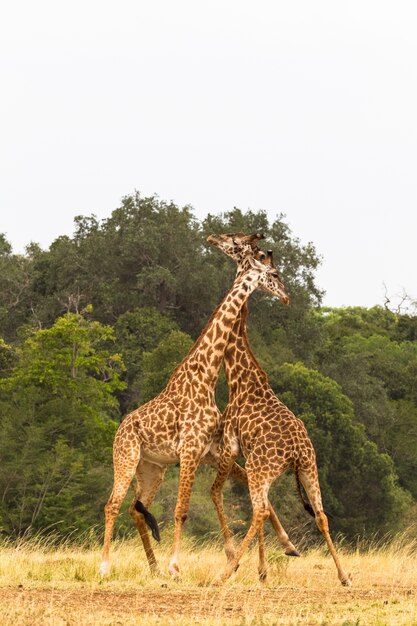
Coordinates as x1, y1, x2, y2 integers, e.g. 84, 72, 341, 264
207, 232, 289, 305
207, 232, 263, 264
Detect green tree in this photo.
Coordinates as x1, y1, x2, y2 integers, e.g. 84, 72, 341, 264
70, 194, 210, 332
316, 314, 417, 446
114, 307, 179, 411
0, 235, 35, 340
386, 399, 417, 498
0, 312, 125, 536
0, 338, 17, 378
318, 306, 398, 342
140, 330, 194, 403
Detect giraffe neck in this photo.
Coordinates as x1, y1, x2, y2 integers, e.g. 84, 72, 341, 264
223, 300, 268, 396
235, 256, 252, 278
165, 268, 262, 392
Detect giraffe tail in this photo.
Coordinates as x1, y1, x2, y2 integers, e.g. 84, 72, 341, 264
134, 500, 161, 542
294, 468, 315, 518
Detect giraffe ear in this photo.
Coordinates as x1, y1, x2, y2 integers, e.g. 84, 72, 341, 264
247, 254, 266, 270
265, 250, 274, 266
249, 233, 265, 243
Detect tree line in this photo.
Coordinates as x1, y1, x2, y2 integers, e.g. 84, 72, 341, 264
0, 192, 416, 543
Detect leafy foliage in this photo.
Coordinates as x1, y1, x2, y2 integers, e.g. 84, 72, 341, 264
0, 313, 124, 535
114, 307, 179, 411
140, 330, 194, 403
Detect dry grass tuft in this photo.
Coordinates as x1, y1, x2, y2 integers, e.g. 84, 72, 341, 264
0, 531, 417, 625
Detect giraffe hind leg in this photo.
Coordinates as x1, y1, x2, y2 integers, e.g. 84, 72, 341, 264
295, 468, 315, 518
298, 466, 352, 586
128, 460, 166, 575
100, 432, 141, 577
134, 500, 160, 541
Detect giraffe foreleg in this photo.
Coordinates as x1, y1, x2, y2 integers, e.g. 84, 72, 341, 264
214, 463, 274, 585
267, 502, 300, 556
168, 449, 200, 579
214, 494, 270, 584
229, 462, 299, 555
257, 524, 268, 582
100, 429, 141, 577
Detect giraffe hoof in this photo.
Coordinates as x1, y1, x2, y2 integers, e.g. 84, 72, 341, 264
258, 568, 268, 582
213, 567, 233, 586
341, 574, 352, 587
168, 563, 181, 580
285, 548, 301, 557
99, 561, 110, 577
150, 565, 162, 577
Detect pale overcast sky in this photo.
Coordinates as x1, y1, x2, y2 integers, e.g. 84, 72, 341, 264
1, 1, 416, 309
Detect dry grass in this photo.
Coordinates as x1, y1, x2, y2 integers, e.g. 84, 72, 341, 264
0, 531, 417, 625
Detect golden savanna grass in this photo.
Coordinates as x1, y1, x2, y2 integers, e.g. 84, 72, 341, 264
0, 531, 417, 625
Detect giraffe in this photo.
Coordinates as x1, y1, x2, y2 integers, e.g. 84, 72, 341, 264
208, 232, 352, 587
99, 248, 290, 579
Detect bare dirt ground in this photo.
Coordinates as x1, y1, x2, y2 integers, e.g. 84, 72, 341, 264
1, 541, 417, 624
1, 582, 416, 625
